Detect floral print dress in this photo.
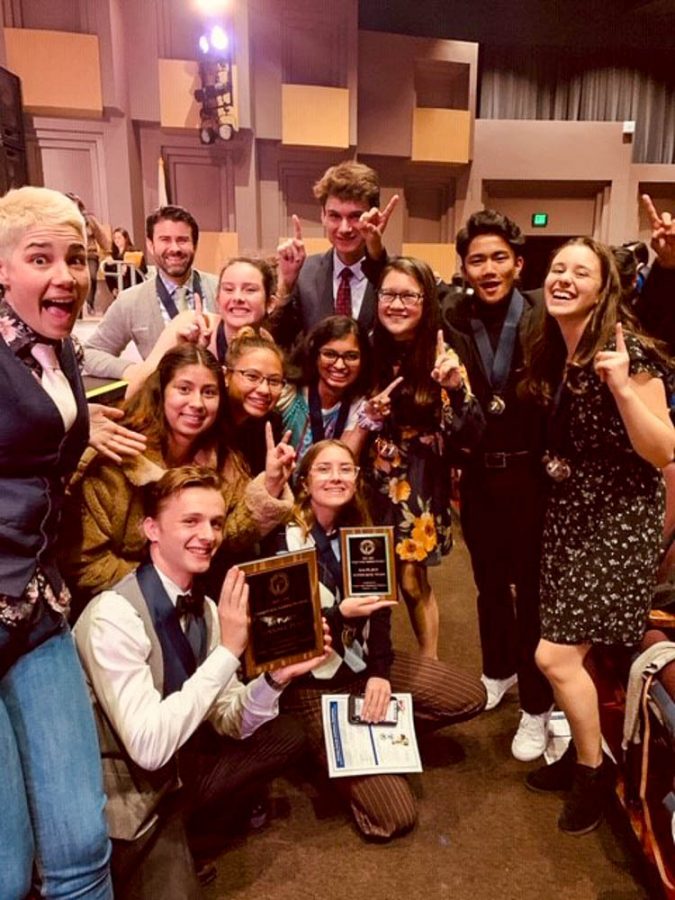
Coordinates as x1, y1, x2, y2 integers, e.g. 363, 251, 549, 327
367, 379, 485, 566
540, 334, 666, 646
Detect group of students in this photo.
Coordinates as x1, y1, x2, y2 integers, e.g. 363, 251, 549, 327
0, 160, 673, 898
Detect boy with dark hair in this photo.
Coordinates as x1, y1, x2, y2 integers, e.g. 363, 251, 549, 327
75, 465, 328, 898
445, 209, 554, 763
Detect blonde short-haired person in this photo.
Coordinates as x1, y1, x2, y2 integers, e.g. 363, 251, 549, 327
0, 186, 112, 899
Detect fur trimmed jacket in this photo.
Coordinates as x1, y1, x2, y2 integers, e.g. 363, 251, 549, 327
61, 444, 293, 602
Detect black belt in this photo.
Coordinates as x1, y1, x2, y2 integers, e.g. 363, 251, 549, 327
481, 450, 533, 470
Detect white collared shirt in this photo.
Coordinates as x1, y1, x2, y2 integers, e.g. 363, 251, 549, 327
332, 251, 368, 320
73, 569, 283, 771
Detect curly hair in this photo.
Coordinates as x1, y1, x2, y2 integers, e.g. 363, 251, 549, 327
313, 161, 380, 209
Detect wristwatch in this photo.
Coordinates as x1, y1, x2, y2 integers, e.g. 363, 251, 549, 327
264, 670, 285, 691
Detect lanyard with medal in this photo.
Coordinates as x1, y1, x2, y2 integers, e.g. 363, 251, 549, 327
470, 290, 524, 416
308, 382, 351, 442
543, 377, 573, 481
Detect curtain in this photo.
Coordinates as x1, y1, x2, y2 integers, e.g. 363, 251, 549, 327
479, 47, 675, 163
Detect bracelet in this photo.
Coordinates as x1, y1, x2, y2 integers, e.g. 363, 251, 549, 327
357, 407, 384, 432
264, 670, 285, 691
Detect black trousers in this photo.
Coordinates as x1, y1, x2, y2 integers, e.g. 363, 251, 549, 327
111, 714, 306, 899
460, 463, 553, 714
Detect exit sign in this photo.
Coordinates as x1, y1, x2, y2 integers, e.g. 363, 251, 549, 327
532, 212, 549, 227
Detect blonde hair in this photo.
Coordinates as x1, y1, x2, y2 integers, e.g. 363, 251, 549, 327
0, 187, 86, 258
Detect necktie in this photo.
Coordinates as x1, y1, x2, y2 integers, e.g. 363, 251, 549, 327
176, 592, 204, 662
335, 267, 353, 317
30, 343, 78, 431
174, 285, 189, 312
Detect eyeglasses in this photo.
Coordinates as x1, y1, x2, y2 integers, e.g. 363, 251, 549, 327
319, 349, 361, 365
377, 289, 424, 308
309, 463, 360, 479
228, 368, 286, 390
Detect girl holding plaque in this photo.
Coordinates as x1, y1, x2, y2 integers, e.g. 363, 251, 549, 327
521, 237, 674, 835
274, 439, 486, 840
362, 257, 485, 658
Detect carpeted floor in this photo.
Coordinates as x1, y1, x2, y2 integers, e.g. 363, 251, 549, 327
204, 531, 656, 900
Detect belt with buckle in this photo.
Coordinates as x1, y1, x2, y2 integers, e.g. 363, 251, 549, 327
482, 450, 532, 469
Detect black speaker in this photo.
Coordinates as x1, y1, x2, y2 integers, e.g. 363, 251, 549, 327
0, 66, 27, 192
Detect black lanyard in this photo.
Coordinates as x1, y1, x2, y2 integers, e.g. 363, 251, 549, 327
215, 319, 227, 365
308, 382, 351, 442
155, 271, 202, 320
311, 523, 343, 598
470, 290, 524, 394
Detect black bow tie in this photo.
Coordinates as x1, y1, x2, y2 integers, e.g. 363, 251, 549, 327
176, 591, 204, 618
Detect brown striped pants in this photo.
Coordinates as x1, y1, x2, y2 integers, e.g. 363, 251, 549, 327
281, 651, 486, 839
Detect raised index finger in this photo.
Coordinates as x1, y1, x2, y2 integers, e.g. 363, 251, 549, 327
436, 329, 446, 358
194, 293, 203, 317
264, 420, 275, 452
380, 193, 400, 227
615, 321, 627, 354
292, 214, 303, 241
641, 194, 662, 230
382, 375, 404, 397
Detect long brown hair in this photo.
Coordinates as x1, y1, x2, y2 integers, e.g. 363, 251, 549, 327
521, 236, 647, 406
372, 256, 443, 422
123, 344, 227, 462
291, 440, 371, 540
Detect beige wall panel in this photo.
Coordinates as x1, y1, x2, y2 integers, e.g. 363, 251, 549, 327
411, 108, 471, 164
482, 196, 597, 236
301, 237, 332, 255
194, 232, 239, 276
402, 242, 456, 282
158, 59, 201, 129
4, 27, 102, 116
281, 85, 349, 149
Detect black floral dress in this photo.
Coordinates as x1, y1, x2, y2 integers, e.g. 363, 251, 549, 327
367, 371, 485, 567
540, 335, 667, 646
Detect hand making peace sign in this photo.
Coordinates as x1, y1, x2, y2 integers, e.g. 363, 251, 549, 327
263, 422, 296, 498
356, 194, 400, 260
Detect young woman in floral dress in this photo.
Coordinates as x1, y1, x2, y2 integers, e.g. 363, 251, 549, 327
362, 257, 484, 657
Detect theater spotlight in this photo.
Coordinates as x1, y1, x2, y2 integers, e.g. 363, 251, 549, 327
198, 24, 230, 58
199, 125, 216, 145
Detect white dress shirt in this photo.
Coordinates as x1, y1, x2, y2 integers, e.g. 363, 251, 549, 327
332, 251, 368, 320
74, 570, 282, 771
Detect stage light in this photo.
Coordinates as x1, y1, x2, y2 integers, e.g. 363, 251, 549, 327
210, 25, 228, 51
218, 123, 233, 141
199, 125, 216, 145
199, 34, 210, 54
194, 0, 230, 14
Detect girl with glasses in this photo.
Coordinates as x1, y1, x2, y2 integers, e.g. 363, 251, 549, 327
269, 439, 485, 839
364, 257, 485, 658
62, 343, 294, 608
277, 315, 372, 465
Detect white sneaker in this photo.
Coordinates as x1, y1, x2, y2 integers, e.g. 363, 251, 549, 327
481, 674, 518, 711
511, 709, 551, 762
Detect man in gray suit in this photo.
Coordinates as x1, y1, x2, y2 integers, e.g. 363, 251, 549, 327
271, 161, 398, 348
83, 206, 219, 380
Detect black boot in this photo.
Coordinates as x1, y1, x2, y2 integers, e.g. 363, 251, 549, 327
558, 756, 614, 835
525, 740, 576, 793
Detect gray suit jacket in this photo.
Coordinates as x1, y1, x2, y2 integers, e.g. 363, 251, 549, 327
270, 250, 376, 349
83, 269, 219, 379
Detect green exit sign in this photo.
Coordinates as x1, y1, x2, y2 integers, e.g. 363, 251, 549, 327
532, 212, 549, 227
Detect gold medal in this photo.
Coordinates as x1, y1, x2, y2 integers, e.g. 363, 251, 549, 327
488, 395, 506, 416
